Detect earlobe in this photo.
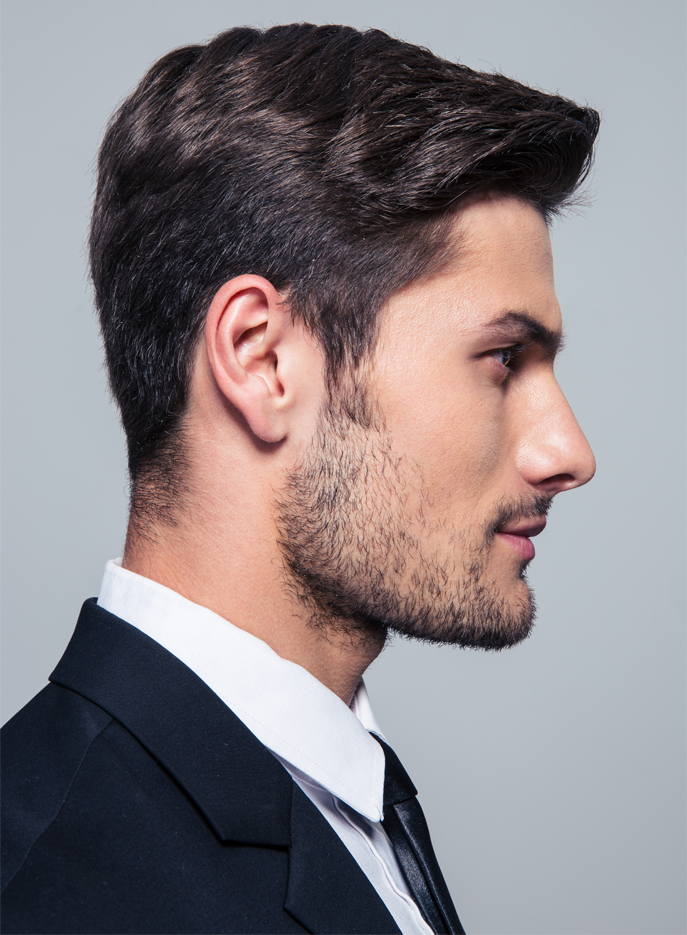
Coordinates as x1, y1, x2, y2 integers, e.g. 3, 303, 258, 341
204, 275, 289, 443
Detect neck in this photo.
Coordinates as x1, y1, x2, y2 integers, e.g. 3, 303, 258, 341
122, 500, 385, 706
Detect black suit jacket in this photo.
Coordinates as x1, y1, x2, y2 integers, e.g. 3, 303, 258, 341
1, 600, 403, 934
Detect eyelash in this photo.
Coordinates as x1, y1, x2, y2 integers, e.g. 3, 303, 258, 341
491, 344, 529, 372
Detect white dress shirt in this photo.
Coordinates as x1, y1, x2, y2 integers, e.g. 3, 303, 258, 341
98, 559, 432, 935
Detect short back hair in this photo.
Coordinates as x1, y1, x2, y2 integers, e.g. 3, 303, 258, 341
90, 23, 599, 507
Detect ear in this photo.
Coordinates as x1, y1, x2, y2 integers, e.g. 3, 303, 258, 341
204, 275, 315, 444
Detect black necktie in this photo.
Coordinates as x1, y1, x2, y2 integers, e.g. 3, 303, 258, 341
375, 736, 466, 935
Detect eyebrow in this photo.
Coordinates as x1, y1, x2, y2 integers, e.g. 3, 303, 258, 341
481, 311, 565, 359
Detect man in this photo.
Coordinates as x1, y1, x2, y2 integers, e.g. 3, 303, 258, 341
1, 23, 598, 935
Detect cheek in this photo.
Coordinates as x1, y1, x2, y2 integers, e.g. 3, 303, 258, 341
436, 416, 504, 508
371, 321, 510, 508
388, 384, 507, 507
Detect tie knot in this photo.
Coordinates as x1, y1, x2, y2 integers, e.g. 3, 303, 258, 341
373, 736, 418, 807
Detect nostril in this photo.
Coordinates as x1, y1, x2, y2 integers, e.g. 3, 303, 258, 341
538, 473, 577, 493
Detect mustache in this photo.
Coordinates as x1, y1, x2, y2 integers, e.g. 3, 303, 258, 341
486, 494, 553, 540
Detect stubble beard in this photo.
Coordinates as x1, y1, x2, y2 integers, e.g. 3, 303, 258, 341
276, 393, 551, 651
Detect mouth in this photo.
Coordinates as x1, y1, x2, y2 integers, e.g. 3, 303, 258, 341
495, 518, 547, 561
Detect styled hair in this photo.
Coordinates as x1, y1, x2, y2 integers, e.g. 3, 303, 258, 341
90, 23, 599, 506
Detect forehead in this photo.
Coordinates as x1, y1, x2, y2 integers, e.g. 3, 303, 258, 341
455, 194, 554, 281
379, 194, 561, 342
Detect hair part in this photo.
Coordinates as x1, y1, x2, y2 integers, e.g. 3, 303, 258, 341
89, 23, 599, 521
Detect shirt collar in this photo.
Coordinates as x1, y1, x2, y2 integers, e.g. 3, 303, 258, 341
98, 559, 386, 822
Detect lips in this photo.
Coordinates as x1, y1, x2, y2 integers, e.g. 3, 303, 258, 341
496, 518, 546, 561
497, 519, 547, 538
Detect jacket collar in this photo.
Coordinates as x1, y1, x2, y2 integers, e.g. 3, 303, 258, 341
50, 600, 401, 934
98, 559, 386, 822
50, 599, 293, 846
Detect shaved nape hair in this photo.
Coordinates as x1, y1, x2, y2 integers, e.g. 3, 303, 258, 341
89, 23, 599, 522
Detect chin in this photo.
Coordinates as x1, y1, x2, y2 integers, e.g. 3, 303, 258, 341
383, 581, 537, 652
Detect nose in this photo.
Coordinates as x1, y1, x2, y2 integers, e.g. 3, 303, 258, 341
517, 381, 596, 496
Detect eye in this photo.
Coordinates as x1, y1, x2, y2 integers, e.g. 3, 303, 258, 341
493, 347, 517, 369
490, 343, 528, 372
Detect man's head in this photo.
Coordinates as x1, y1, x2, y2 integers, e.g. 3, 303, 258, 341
90, 24, 598, 653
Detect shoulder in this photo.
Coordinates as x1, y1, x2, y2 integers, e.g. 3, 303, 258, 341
0, 607, 309, 933
1, 683, 112, 892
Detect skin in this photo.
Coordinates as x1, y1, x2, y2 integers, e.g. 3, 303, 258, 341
124, 194, 595, 705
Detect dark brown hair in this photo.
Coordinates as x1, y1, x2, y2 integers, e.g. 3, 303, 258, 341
90, 23, 599, 504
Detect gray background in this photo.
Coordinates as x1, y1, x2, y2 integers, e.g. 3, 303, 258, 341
1, 1, 685, 933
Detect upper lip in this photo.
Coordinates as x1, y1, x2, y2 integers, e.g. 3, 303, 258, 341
497, 519, 547, 538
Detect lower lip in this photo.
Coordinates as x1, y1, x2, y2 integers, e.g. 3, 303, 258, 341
497, 533, 535, 561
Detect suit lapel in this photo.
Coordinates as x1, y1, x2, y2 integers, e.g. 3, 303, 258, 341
284, 785, 401, 934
